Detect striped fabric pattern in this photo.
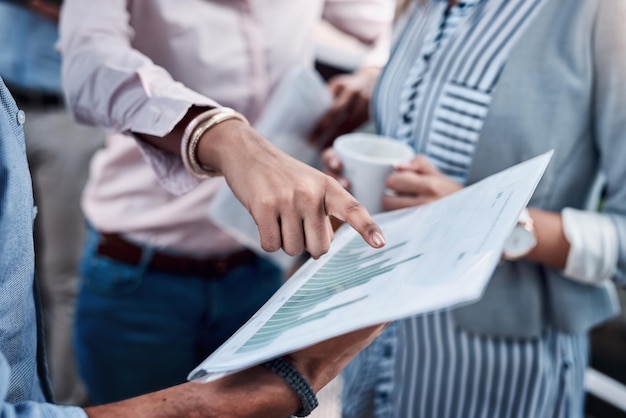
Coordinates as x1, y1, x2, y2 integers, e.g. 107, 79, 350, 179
375, 0, 545, 184
393, 311, 588, 418
343, 312, 588, 418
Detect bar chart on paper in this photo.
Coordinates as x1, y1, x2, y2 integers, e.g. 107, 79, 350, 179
238, 238, 423, 353
189, 152, 553, 383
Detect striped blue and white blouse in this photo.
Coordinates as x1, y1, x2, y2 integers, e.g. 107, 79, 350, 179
340, 1, 596, 418
375, 0, 545, 184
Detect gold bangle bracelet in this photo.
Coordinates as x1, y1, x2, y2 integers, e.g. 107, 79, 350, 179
180, 108, 224, 178
180, 108, 250, 179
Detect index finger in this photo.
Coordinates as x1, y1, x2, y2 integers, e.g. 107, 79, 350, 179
324, 182, 386, 249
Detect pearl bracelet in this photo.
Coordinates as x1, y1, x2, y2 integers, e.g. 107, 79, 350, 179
180, 107, 250, 179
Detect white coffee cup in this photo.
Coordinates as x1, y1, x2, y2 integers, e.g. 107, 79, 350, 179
333, 133, 415, 214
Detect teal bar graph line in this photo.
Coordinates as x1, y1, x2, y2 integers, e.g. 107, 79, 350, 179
237, 237, 422, 353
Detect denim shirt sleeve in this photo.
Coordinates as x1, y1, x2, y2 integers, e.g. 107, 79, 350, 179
0, 80, 88, 418
0, 354, 86, 418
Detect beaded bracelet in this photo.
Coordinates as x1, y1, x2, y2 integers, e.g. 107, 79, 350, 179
180, 107, 250, 179
263, 357, 319, 417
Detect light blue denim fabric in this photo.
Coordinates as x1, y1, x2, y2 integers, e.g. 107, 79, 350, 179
342, 323, 398, 418
0, 3, 61, 93
75, 225, 284, 404
0, 78, 85, 417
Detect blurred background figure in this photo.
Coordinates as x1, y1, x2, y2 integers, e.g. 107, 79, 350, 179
323, 0, 626, 417
0, 0, 103, 406
58, 0, 394, 405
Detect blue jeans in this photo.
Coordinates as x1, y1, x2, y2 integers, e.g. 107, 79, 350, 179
74, 226, 283, 404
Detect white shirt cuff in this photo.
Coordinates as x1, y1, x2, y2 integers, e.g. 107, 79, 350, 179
134, 136, 201, 196
562, 207, 619, 285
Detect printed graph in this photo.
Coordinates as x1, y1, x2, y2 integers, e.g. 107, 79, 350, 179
237, 236, 422, 353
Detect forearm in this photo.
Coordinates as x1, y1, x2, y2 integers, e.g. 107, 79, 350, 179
524, 208, 570, 270
137, 107, 260, 176
322, 0, 393, 69
83, 322, 388, 418
136, 106, 211, 157
322, 0, 394, 46
139, 88, 384, 256
85, 367, 300, 418
521, 208, 621, 285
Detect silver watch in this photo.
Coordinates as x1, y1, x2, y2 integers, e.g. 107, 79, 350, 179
503, 209, 537, 260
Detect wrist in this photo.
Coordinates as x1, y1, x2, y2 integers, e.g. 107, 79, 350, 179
282, 351, 356, 406
198, 120, 251, 178
503, 208, 537, 261
263, 357, 319, 417
513, 208, 571, 269
182, 108, 249, 178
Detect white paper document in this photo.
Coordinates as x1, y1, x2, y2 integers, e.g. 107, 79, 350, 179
190, 152, 553, 383
207, 67, 332, 270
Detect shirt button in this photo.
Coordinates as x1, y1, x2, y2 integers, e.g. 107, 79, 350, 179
17, 110, 26, 125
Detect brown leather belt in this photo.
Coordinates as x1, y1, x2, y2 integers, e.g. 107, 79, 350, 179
96, 232, 258, 279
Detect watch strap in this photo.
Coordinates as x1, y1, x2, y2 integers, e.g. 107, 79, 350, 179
503, 208, 537, 260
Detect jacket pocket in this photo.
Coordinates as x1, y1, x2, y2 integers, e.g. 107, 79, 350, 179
427, 81, 492, 183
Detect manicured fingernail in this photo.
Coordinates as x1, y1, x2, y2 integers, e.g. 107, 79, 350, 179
372, 232, 386, 247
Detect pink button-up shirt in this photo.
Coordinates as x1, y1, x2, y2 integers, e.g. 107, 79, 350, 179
59, 0, 393, 255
